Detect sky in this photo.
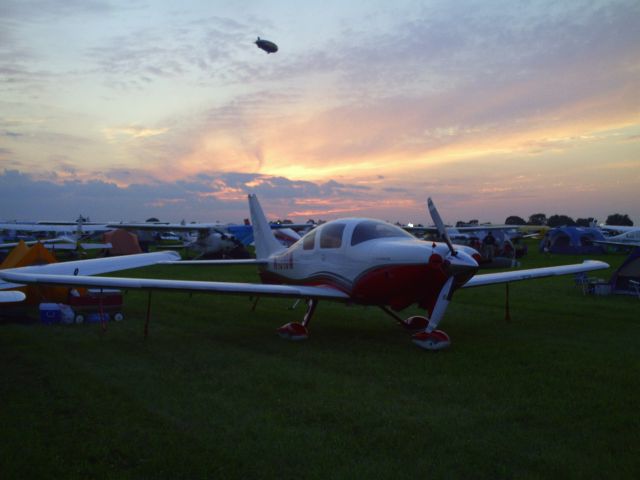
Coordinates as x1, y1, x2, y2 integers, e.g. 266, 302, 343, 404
1, 0, 639, 225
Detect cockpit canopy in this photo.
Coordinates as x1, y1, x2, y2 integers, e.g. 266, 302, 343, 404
350, 220, 414, 246
300, 219, 414, 250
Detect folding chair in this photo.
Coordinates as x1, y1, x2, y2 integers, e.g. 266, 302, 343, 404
574, 272, 589, 295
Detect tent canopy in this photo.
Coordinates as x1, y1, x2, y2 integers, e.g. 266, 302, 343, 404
540, 227, 606, 254
103, 229, 143, 256
610, 247, 640, 295
0, 241, 71, 305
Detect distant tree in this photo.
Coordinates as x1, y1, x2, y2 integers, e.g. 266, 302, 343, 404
528, 213, 547, 226
575, 217, 597, 227
146, 217, 160, 223
456, 219, 479, 227
606, 213, 633, 226
505, 215, 526, 225
547, 214, 576, 227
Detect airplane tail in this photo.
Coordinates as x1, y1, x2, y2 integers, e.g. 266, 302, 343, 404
248, 194, 286, 259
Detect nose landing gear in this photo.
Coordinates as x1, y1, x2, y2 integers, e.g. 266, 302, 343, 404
412, 329, 450, 350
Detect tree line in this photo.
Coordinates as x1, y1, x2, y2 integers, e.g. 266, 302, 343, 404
504, 213, 634, 227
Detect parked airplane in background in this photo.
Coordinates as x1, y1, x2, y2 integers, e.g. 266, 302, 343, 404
0, 221, 110, 236
0, 237, 111, 252
405, 224, 530, 267
595, 227, 640, 248
107, 221, 247, 258
1, 196, 609, 351
0, 221, 111, 253
107, 221, 302, 259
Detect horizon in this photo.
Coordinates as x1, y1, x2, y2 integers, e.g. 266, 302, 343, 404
1, 1, 639, 225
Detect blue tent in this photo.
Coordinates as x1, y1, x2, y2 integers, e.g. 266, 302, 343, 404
539, 227, 606, 254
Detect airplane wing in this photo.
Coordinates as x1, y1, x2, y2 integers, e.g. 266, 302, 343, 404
160, 259, 267, 266
0, 251, 180, 291
0, 271, 350, 301
0, 239, 111, 250
0, 223, 109, 234
593, 240, 640, 248
599, 225, 636, 233
0, 291, 26, 303
106, 222, 221, 231
404, 225, 519, 235
462, 260, 609, 288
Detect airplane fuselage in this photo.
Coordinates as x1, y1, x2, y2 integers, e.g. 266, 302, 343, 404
259, 218, 480, 312
607, 230, 640, 244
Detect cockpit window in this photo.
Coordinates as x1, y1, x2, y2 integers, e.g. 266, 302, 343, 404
351, 220, 414, 246
319, 223, 346, 249
302, 229, 316, 250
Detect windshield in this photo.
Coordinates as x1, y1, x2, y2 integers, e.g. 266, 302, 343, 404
351, 220, 414, 246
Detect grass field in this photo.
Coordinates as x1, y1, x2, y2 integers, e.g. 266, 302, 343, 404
1, 243, 639, 479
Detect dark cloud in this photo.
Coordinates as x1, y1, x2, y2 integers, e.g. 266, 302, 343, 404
0, 169, 374, 222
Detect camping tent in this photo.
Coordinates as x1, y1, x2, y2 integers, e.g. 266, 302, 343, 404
539, 227, 606, 254
0, 241, 71, 305
103, 229, 143, 256
610, 247, 640, 295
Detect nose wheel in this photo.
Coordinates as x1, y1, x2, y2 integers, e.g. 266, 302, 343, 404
412, 330, 450, 350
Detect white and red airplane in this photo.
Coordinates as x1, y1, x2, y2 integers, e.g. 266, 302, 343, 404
0, 196, 609, 350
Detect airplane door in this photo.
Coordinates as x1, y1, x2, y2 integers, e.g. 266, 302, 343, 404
316, 223, 347, 270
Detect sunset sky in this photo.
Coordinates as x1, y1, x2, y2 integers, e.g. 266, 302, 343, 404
1, 0, 638, 225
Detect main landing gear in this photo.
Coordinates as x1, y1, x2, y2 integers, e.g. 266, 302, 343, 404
277, 298, 318, 341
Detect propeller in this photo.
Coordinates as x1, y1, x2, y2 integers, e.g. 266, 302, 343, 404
426, 276, 454, 333
427, 197, 457, 256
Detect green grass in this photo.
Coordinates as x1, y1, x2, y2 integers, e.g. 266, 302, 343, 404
1, 243, 639, 479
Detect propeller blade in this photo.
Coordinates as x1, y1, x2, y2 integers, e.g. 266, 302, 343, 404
426, 276, 454, 333
427, 198, 456, 256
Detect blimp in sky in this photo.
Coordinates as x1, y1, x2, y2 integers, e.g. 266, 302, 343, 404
255, 37, 278, 54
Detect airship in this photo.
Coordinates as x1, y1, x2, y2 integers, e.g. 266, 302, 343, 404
255, 37, 278, 54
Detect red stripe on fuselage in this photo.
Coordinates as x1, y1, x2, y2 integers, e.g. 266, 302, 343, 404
352, 263, 447, 312
259, 262, 448, 313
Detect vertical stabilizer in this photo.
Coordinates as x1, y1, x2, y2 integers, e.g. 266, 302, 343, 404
248, 194, 286, 259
